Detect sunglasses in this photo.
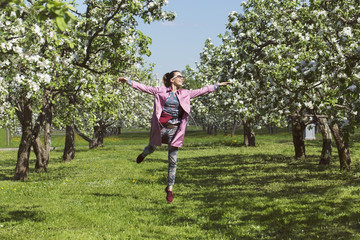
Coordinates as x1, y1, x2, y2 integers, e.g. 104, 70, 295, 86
171, 75, 184, 80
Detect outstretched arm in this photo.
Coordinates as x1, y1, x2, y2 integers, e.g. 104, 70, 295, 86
116, 77, 159, 95
188, 82, 231, 99
218, 82, 231, 87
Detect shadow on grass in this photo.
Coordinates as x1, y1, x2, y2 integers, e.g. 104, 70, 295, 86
143, 152, 360, 239
0, 153, 16, 180
91, 192, 126, 198
0, 206, 45, 223
0, 169, 13, 181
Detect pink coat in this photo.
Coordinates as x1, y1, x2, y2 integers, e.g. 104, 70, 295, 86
129, 80, 218, 147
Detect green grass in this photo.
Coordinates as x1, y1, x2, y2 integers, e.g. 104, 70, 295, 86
0, 128, 18, 148
1, 129, 360, 239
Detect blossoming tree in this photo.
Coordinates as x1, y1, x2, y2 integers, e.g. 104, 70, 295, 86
59, 0, 175, 161
0, 0, 175, 180
192, 0, 359, 169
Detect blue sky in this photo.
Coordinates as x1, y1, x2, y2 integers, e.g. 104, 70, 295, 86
74, 0, 243, 77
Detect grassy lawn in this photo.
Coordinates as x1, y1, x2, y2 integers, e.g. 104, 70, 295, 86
1, 129, 360, 239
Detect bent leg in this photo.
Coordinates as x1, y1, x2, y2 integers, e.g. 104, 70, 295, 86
142, 144, 157, 157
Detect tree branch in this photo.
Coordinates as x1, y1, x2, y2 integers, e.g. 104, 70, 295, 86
74, 124, 93, 143
79, 3, 123, 67
73, 62, 110, 74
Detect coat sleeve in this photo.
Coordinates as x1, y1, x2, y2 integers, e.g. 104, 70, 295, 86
188, 84, 218, 99
128, 80, 159, 95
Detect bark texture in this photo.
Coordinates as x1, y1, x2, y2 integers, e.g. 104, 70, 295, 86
14, 99, 33, 181
317, 117, 332, 165
330, 123, 351, 170
291, 116, 306, 159
63, 124, 76, 162
231, 120, 237, 138
243, 119, 255, 147
34, 97, 53, 171
74, 121, 108, 149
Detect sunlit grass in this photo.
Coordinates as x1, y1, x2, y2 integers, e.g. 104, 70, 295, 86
1, 129, 360, 239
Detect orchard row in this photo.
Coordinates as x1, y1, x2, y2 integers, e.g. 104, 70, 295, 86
186, 0, 359, 170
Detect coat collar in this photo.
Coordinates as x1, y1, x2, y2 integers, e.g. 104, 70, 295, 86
166, 86, 182, 94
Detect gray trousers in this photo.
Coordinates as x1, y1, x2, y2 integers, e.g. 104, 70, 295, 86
142, 127, 179, 186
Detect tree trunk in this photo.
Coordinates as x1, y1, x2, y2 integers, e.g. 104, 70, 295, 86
13, 90, 49, 180
33, 137, 47, 172
317, 117, 332, 165
223, 122, 228, 135
63, 124, 75, 162
330, 123, 351, 170
6, 128, 11, 146
74, 123, 107, 149
243, 119, 255, 147
74, 124, 93, 147
14, 101, 33, 181
291, 116, 306, 159
207, 124, 213, 135
231, 120, 237, 137
34, 99, 53, 171
91, 125, 106, 149
14, 129, 32, 180
42, 101, 53, 167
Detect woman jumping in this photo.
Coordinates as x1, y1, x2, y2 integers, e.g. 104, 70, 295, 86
117, 70, 230, 203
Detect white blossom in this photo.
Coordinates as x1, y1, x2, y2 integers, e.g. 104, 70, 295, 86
341, 27, 353, 38
84, 93, 92, 99
26, 92, 32, 99
37, 73, 51, 84
29, 81, 40, 92
37, 59, 51, 69
341, 118, 349, 127
0, 59, 10, 67
70, 53, 79, 61
14, 74, 25, 84
13, 46, 23, 54
347, 85, 356, 92
34, 24, 42, 36
316, 11, 327, 17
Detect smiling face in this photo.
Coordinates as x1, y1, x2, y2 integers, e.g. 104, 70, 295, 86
170, 72, 184, 89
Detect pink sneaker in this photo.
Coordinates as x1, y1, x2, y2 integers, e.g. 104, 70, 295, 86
165, 187, 173, 203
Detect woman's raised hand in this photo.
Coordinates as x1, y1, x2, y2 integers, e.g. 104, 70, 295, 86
116, 77, 128, 84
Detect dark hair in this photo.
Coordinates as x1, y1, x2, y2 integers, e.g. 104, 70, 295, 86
162, 70, 180, 87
